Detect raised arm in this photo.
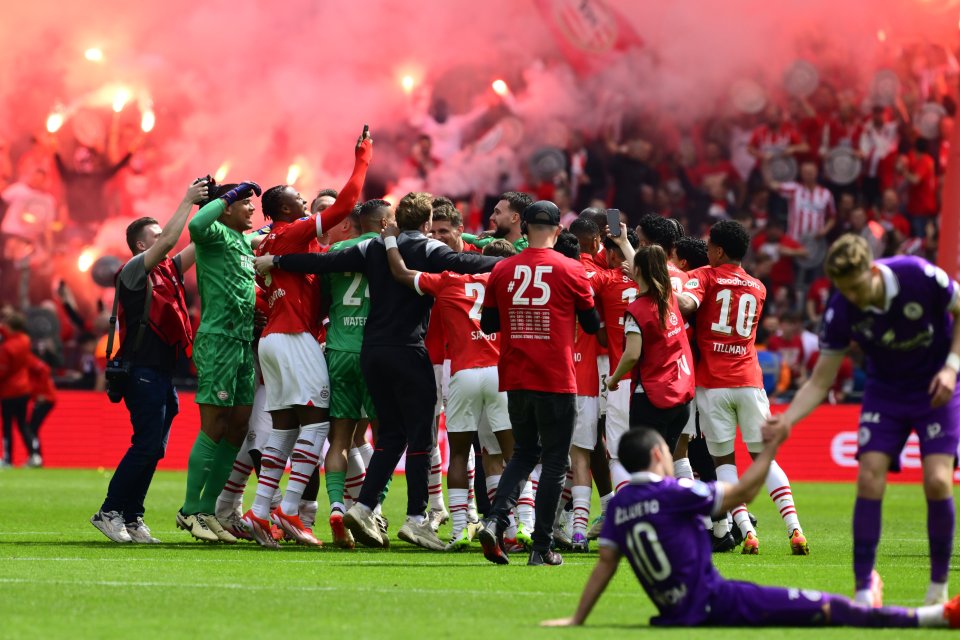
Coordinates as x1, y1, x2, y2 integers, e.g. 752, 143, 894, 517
317, 127, 373, 236
144, 180, 208, 272
188, 181, 262, 240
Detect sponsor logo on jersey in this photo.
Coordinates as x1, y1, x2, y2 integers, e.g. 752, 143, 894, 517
904, 302, 923, 320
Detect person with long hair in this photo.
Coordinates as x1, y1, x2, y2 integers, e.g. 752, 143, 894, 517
606, 244, 695, 454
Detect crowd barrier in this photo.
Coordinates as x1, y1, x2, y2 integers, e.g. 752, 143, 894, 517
7, 391, 952, 483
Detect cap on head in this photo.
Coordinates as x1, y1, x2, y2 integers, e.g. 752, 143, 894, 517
523, 201, 561, 227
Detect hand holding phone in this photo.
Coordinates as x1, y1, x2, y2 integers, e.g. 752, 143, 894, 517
607, 209, 622, 236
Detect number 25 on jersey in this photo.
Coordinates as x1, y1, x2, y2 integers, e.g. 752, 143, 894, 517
509, 265, 552, 306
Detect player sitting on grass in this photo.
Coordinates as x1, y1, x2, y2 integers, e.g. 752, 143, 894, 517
542, 426, 960, 629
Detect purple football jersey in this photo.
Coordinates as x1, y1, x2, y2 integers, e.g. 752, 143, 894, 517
598, 473, 723, 626
820, 256, 958, 392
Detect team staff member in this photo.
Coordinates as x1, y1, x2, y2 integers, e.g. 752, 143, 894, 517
91, 180, 204, 543
606, 244, 695, 452
178, 179, 262, 543
254, 192, 499, 551
477, 200, 601, 566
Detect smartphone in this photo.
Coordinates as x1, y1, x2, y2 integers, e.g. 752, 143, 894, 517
607, 209, 621, 236
363, 124, 370, 136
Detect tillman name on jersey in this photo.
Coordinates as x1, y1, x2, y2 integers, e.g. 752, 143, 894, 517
712, 342, 748, 355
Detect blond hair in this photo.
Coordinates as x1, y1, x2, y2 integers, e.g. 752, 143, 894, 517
825, 234, 873, 280
396, 192, 433, 230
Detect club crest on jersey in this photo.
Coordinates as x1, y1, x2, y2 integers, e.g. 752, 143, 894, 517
217, 390, 230, 401
904, 302, 923, 321
927, 422, 942, 439
858, 427, 871, 446
669, 312, 679, 326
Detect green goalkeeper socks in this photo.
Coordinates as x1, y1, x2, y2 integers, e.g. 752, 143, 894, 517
326, 470, 346, 506
198, 438, 241, 514
182, 432, 217, 514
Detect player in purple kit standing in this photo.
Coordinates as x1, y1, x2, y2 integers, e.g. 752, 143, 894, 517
766, 234, 960, 607
542, 425, 960, 629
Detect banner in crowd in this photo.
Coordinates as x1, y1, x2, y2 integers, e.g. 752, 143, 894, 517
534, 0, 644, 75
11, 391, 954, 484
937, 113, 960, 280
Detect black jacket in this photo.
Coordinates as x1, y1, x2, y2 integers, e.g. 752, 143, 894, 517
278, 231, 499, 347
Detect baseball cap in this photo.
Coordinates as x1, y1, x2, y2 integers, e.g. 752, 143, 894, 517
522, 200, 561, 226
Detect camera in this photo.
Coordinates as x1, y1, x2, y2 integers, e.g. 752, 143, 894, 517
105, 357, 130, 403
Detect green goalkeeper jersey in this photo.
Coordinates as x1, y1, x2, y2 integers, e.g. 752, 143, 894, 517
322, 232, 378, 353
188, 199, 257, 342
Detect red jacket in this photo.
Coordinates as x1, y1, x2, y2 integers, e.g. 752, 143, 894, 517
27, 353, 56, 401
0, 327, 33, 399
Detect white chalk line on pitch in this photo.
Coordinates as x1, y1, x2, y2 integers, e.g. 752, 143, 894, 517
0, 556, 600, 567
0, 576, 627, 598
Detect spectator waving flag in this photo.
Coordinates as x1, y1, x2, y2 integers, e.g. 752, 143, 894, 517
534, 0, 644, 75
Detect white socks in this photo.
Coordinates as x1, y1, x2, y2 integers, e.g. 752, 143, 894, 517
345, 447, 366, 509
673, 457, 694, 480
610, 458, 630, 493
766, 461, 800, 534
280, 422, 329, 515
428, 445, 445, 511
716, 463, 755, 537
517, 479, 535, 529
252, 429, 298, 519
572, 485, 591, 537
448, 488, 469, 538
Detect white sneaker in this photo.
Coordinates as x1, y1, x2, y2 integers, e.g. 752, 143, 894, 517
25, 453, 43, 468
125, 517, 161, 543
91, 510, 133, 543
926, 582, 949, 605
344, 504, 387, 548
398, 517, 446, 551
428, 507, 449, 532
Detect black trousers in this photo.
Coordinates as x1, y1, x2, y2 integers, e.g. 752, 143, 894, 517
359, 344, 436, 516
629, 393, 692, 455
489, 390, 576, 552
28, 400, 55, 456
1, 395, 33, 462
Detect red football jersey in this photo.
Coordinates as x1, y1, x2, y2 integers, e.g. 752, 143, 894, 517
485, 248, 596, 394
424, 305, 447, 365
580, 254, 608, 358
592, 268, 639, 377
667, 263, 689, 294
625, 294, 695, 408
257, 218, 324, 336
415, 272, 499, 374
681, 263, 766, 389
573, 319, 599, 396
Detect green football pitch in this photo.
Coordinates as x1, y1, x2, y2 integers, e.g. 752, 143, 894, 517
0, 469, 956, 638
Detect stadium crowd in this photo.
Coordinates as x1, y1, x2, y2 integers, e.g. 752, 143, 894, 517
0, 44, 956, 630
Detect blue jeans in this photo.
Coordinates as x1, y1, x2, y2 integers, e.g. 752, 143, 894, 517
101, 367, 178, 522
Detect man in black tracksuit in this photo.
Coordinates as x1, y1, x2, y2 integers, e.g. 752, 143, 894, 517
255, 192, 499, 551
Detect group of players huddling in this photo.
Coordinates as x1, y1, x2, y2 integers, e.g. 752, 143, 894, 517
89, 126, 960, 629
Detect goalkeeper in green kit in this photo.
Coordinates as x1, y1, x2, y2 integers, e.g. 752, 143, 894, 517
176, 180, 263, 542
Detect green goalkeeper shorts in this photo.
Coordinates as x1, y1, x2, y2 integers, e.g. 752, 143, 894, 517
193, 332, 255, 406
326, 348, 377, 420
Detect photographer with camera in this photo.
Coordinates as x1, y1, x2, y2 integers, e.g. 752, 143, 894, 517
90, 179, 206, 544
